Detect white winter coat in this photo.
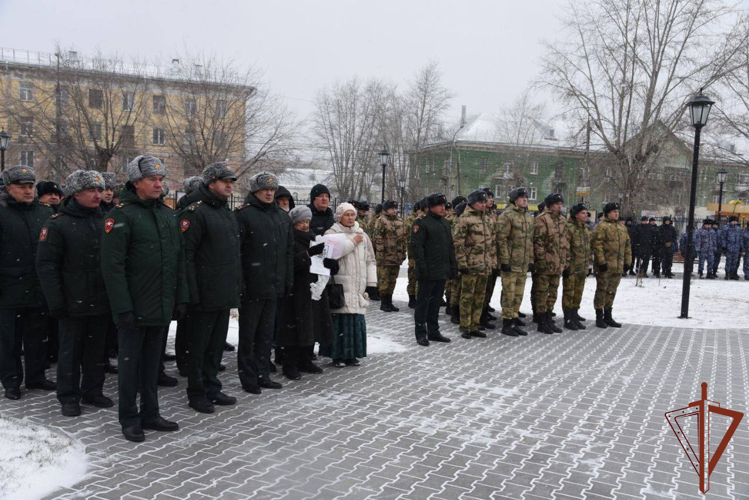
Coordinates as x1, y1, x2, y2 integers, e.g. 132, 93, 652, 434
325, 221, 377, 315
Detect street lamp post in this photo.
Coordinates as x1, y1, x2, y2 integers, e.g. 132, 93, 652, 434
680, 89, 714, 319
379, 149, 389, 205
0, 129, 10, 173
716, 168, 727, 227
398, 176, 406, 218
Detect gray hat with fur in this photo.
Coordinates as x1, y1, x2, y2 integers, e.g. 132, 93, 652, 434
249, 171, 279, 192
183, 176, 204, 195
127, 156, 167, 183
2, 166, 36, 185
202, 162, 238, 184
289, 206, 312, 224
64, 170, 106, 196
100, 172, 120, 190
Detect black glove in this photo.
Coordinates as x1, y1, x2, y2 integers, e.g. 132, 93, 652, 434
501, 264, 511, 273
309, 243, 325, 256
528, 263, 534, 273
323, 258, 339, 275
562, 268, 571, 279
598, 263, 609, 273
172, 304, 187, 321
459, 268, 469, 275
624, 264, 630, 273
117, 312, 135, 331
49, 308, 67, 320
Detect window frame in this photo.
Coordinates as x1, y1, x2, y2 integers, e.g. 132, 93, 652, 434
152, 127, 166, 146
89, 89, 103, 109
19, 82, 33, 102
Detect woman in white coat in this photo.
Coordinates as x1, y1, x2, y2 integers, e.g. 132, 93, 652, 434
319, 203, 377, 367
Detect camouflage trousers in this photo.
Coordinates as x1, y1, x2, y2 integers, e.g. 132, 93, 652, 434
407, 259, 418, 296
446, 277, 461, 307
532, 274, 560, 314
562, 273, 586, 310
483, 271, 498, 306
593, 271, 621, 309
726, 251, 741, 276
501, 271, 527, 320
744, 253, 749, 277
698, 252, 714, 274
377, 265, 400, 295
459, 274, 488, 332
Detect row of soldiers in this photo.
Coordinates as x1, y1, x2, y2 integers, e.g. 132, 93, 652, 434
692, 216, 749, 280
353, 187, 632, 343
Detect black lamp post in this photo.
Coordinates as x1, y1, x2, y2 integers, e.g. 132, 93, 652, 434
398, 175, 406, 217
0, 129, 10, 173
379, 149, 389, 205
680, 89, 714, 319
716, 168, 727, 227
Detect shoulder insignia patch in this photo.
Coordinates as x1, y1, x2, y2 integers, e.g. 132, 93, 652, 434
39, 227, 48, 242
413, 225, 420, 234
104, 219, 115, 233
180, 219, 190, 232
236, 203, 248, 211
50, 213, 63, 219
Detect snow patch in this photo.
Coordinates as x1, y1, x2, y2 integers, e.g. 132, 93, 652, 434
0, 416, 87, 500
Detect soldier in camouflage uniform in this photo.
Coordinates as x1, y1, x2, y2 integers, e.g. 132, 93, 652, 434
591, 202, 631, 328
374, 200, 406, 312
355, 201, 373, 240
720, 216, 743, 280
562, 203, 591, 331
481, 188, 498, 330
496, 188, 534, 337
694, 219, 716, 279
742, 223, 749, 280
445, 196, 466, 323
530, 201, 545, 324
533, 193, 569, 334
453, 190, 492, 339
405, 200, 425, 308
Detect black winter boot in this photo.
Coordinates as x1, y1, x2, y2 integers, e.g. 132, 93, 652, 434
537, 312, 554, 334
408, 295, 416, 309
563, 309, 578, 330
298, 346, 323, 374
518, 311, 527, 318
514, 316, 526, 327
513, 318, 528, 336
450, 306, 461, 325
380, 297, 392, 312
282, 347, 301, 380
595, 309, 607, 328
604, 309, 622, 328
547, 312, 563, 333
445, 304, 454, 316
574, 309, 586, 330
532, 309, 541, 324
389, 295, 400, 312
501, 318, 518, 337
480, 311, 496, 330
574, 309, 586, 322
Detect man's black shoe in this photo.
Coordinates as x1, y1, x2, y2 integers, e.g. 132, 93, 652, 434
298, 359, 323, 374
470, 331, 487, 338
209, 392, 237, 406
283, 363, 302, 380
501, 319, 518, 337
518, 311, 527, 318
224, 342, 235, 352
514, 317, 526, 327
4, 388, 20, 400
61, 402, 81, 417
243, 384, 261, 395
218, 364, 226, 372
122, 425, 145, 442
27, 379, 56, 391
141, 416, 179, 432
427, 333, 451, 343
189, 399, 215, 414
258, 378, 282, 389
82, 395, 114, 408
461, 332, 472, 339
157, 373, 178, 387
513, 325, 528, 336
480, 320, 496, 330
487, 305, 496, 312
416, 337, 430, 347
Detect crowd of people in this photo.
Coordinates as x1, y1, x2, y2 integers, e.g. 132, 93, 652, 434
0, 158, 745, 443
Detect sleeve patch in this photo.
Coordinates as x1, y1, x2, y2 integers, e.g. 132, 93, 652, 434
39, 227, 48, 242
104, 219, 115, 233
180, 219, 190, 232
413, 225, 420, 234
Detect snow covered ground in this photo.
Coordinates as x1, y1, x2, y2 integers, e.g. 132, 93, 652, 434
0, 416, 87, 500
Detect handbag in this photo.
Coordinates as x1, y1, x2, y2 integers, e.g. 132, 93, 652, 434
327, 275, 345, 309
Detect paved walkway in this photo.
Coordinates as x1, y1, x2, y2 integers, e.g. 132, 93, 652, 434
3, 301, 748, 499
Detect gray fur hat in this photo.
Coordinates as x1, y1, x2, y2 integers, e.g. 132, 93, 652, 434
2, 166, 36, 185
183, 175, 204, 195
100, 172, 119, 190
289, 206, 313, 224
127, 156, 167, 183
249, 171, 279, 192
64, 170, 106, 196
202, 162, 238, 184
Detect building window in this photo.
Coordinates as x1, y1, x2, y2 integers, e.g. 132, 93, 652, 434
91, 122, 103, 141
55, 156, 67, 171
184, 131, 196, 149
184, 98, 197, 116
529, 187, 537, 200
56, 86, 68, 107
121, 156, 135, 172
738, 173, 749, 185
122, 91, 135, 111
153, 95, 166, 114
530, 161, 539, 174
215, 100, 227, 118
494, 185, 502, 198
152, 127, 166, 145
55, 120, 68, 139
20, 117, 34, 137
19, 82, 33, 102
20, 150, 34, 167
480, 158, 488, 174
213, 131, 226, 149
121, 125, 135, 147
89, 89, 103, 109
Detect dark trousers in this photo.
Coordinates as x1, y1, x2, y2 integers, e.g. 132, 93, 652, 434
713, 251, 722, 274
186, 310, 229, 402
661, 249, 674, 274
175, 319, 188, 374
118, 325, 166, 428
57, 314, 108, 404
238, 299, 276, 388
637, 254, 651, 274
103, 317, 118, 365
47, 317, 59, 362
0, 307, 48, 390
414, 279, 446, 340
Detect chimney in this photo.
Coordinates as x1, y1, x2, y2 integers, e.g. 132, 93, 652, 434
460, 105, 467, 127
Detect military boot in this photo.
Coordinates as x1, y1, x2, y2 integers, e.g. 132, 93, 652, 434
563, 309, 578, 331
408, 295, 416, 309
574, 309, 586, 330
547, 311, 563, 333
450, 306, 461, 325
501, 318, 518, 337
595, 309, 607, 328
388, 295, 401, 312
445, 304, 454, 316
532, 309, 541, 324
380, 296, 393, 312
514, 316, 526, 327
537, 312, 554, 334
574, 309, 586, 322
604, 309, 622, 328
512, 318, 528, 336
479, 310, 496, 330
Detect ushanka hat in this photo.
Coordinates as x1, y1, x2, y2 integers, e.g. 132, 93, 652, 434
127, 156, 166, 182
63, 170, 105, 196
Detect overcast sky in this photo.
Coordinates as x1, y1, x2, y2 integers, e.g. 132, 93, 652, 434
0, 0, 565, 122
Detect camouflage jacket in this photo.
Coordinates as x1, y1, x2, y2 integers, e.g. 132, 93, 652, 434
452, 205, 493, 275
496, 203, 533, 273
720, 224, 743, 253
694, 227, 717, 254
565, 218, 592, 275
591, 217, 632, 274
743, 228, 749, 253
374, 213, 406, 265
533, 209, 570, 275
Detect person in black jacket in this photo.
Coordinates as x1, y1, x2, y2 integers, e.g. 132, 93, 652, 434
236, 172, 294, 393
179, 163, 240, 414
649, 217, 663, 277
0, 166, 55, 401
411, 192, 456, 346
658, 216, 678, 278
308, 183, 334, 236
36, 170, 113, 417
176, 176, 204, 211
36, 180, 64, 213
275, 185, 295, 212
624, 217, 636, 276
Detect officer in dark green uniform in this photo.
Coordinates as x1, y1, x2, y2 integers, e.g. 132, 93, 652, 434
101, 156, 188, 442
410, 192, 456, 346
0, 166, 55, 401
179, 162, 240, 414
37, 170, 112, 417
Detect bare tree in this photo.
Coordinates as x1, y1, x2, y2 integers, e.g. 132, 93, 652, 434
540, 0, 747, 214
